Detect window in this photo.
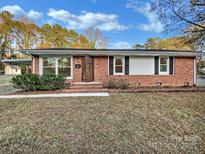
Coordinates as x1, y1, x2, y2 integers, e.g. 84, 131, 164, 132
58, 57, 71, 77
43, 57, 55, 75
159, 57, 169, 75
42, 57, 72, 78
114, 56, 124, 75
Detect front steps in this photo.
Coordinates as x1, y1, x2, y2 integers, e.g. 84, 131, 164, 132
66, 82, 108, 93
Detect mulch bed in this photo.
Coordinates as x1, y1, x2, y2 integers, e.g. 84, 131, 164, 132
5, 86, 205, 95
108, 86, 205, 93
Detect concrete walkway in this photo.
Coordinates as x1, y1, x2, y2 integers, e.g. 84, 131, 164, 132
0, 92, 109, 99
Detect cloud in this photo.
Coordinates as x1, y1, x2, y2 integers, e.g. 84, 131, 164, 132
126, 1, 163, 33
1, 5, 25, 16
0, 5, 43, 21
47, 8, 128, 31
27, 10, 43, 21
109, 41, 132, 49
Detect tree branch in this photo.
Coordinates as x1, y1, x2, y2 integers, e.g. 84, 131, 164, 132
171, 8, 205, 29
190, 1, 205, 6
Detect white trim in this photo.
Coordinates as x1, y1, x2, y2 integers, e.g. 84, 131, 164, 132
66, 56, 73, 79
41, 56, 73, 79
39, 57, 43, 75
114, 56, 125, 75
159, 57, 169, 75
55, 58, 58, 75
194, 58, 196, 85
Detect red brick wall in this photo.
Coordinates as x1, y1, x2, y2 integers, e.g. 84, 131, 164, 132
93, 56, 195, 86
94, 56, 108, 83
73, 56, 83, 82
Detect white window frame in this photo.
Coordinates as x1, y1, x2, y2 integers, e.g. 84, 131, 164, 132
159, 57, 169, 75
41, 56, 73, 79
114, 56, 125, 75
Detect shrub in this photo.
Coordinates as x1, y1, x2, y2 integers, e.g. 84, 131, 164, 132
12, 74, 40, 91
106, 78, 129, 89
39, 74, 65, 90
12, 74, 65, 91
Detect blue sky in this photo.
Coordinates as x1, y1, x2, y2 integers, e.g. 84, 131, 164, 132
0, 0, 169, 48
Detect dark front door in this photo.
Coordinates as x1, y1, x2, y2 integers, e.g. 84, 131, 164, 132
82, 56, 94, 82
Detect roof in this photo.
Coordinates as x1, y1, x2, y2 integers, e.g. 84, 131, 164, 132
20, 48, 198, 57
1, 59, 32, 65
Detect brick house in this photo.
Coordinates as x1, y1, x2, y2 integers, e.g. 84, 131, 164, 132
22, 48, 197, 87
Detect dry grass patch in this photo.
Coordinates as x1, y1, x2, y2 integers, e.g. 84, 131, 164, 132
0, 92, 205, 153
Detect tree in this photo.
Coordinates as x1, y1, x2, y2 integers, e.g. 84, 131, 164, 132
145, 37, 161, 49
15, 16, 40, 49
85, 27, 107, 48
135, 37, 193, 50
40, 24, 70, 48
151, 0, 205, 49
39, 24, 92, 49
0, 11, 14, 55
133, 43, 145, 49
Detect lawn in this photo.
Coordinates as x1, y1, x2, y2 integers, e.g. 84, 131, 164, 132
0, 75, 19, 95
0, 93, 205, 153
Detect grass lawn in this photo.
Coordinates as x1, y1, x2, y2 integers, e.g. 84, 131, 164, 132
0, 93, 205, 153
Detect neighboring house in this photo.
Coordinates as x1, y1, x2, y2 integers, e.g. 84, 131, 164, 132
21, 48, 197, 86
4, 64, 21, 75
1, 59, 32, 75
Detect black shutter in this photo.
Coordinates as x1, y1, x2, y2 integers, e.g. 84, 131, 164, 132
169, 57, 174, 75
109, 56, 113, 75
154, 56, 159, 75
125, 56, 129, 75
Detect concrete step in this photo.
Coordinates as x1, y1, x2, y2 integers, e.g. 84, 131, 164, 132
69, 85, 103, 89
63, 88, 108, 93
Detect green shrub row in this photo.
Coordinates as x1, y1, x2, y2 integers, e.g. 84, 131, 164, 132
105, 78, 129, 89
12, 74, 65, 91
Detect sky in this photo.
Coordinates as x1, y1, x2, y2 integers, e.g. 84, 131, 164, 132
0, 0, 169, 49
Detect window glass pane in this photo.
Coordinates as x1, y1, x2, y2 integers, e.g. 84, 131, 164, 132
58, 57, 71, 77
43, 68, 56, 74
43, 57, 55, 75
160, 65, 167, 72
160, 58, 167, 65
58, 68, 71, 77
115, 66, 123, 73
115, 58, 122, 65
58, 57, 70, 67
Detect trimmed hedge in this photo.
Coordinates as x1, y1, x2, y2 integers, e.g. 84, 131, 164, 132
12, 74, 65, 91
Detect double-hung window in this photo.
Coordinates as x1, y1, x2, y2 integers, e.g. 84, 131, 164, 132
43, 57, 55, 75
159, 57, 169, 75
114, 56, 124, 75
58, 57, 71, 78
42, 57, 72, 78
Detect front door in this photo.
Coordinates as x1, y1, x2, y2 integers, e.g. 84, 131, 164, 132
82, 56, 94, 82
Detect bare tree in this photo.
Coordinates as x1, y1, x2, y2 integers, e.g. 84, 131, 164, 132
151, 0, 205, 50
85, 27, 107, 48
